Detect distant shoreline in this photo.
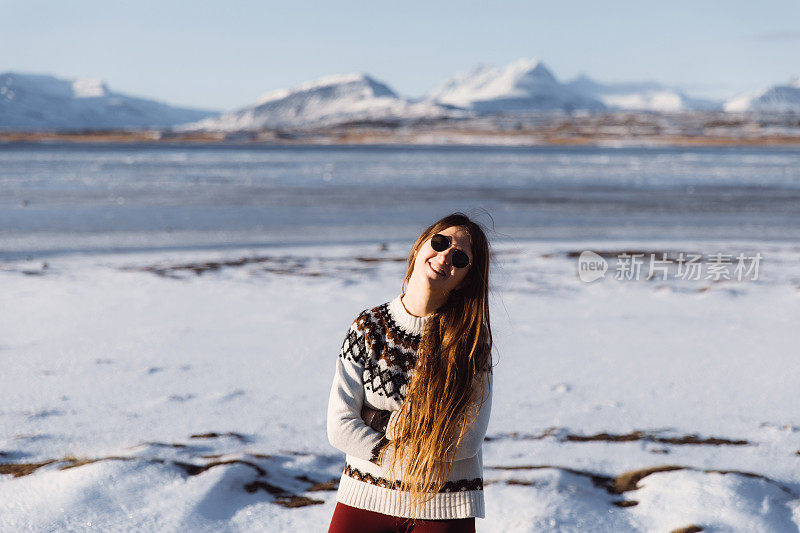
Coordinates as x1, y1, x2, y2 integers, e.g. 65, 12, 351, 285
2, 128, 800, 147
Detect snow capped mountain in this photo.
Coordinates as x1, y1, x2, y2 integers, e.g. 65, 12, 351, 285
426, 58, 605, 113
724, 77, 800, 112
253, 73, 395, 106
566, 74, 721, 112
183, 73, 451, 131
0, 72, 217, 131
3, 66, 798, 133
427, 61, 721, 114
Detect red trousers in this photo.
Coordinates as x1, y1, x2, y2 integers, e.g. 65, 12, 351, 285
328, 502, 476, 533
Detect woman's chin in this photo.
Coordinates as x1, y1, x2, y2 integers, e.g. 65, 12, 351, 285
409, 270, 450, 295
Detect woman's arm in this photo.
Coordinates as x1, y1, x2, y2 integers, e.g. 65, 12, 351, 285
326, 319, 387, 462
451, 370, 492, 460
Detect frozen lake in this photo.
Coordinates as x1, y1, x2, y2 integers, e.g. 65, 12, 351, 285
1, 142, 799, 258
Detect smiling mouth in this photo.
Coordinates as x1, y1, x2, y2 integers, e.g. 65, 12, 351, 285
428, 261, 446, 278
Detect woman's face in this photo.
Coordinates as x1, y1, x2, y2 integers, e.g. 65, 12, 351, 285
411, 225, 473, 295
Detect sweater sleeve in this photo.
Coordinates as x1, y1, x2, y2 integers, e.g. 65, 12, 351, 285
326, 316, 388, 462
384, 370, 493, 461
451, 370, 492, 460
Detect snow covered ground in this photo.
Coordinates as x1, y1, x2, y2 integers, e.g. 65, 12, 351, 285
1, 239, 799, 532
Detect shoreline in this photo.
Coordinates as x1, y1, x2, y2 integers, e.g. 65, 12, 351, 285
2, 128, 800, 147
3, 234, 798, 263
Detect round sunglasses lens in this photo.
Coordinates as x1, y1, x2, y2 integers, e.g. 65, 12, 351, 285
430, 234, 449, 252
452, 251, 470, 269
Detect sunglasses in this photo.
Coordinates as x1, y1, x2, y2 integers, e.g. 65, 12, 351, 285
430, 233, 471, 269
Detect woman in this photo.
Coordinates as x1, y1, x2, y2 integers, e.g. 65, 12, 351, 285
327, 212, 493, 533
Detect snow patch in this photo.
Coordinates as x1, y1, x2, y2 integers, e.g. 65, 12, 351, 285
72, 78, 108, 98
724, 78, 800, 112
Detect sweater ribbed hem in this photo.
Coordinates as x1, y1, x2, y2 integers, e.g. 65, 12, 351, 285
336, 473, 485, 520
387, 295, 430, 335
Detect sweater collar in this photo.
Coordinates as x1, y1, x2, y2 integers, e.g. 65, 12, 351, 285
387, 294, 430, 335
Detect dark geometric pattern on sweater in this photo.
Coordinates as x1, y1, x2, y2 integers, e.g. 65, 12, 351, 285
343, 463, 483, 493
340, 324, 367, 366
374, 303, 421, 346
353, 304, 422, 402
369, 435, 390, 464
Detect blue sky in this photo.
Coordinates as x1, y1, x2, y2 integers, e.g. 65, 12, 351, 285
2, 0, 799, 111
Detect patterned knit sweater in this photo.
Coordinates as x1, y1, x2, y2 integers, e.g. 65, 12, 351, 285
326, 294, 493, 520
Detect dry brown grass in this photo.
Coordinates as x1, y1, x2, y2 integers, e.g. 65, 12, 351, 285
486, 463, 797, 497
611, 500, 639, 507
490, 428, 751, 446
0, 443, 334, 510
565, 431, 750, 447
3, 126, 799, 147
189, 431, 248, 441
612, 465, 685, 493
243, 480, 325, 508
671, 526, 703, 533
0, 460, 56, 477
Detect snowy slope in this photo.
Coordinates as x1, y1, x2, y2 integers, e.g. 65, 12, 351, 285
566, 74, 721, 112
0, 240, 799, 531
0, 72, 218, 131
724, 77, 800, 112
183, 73, 452, 131
426, 59, 605, 113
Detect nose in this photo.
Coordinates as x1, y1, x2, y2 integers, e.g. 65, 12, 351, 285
438, 249, 454, 266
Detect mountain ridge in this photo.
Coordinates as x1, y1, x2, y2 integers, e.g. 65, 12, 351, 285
2, 63, 798, 132
0, 72, 218, 131
181, 72, 451, 131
